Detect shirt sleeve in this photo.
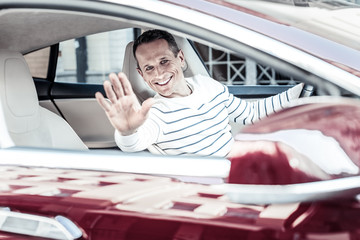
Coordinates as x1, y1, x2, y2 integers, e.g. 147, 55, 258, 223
114, 116, 160, 152
227, 83, 303, 125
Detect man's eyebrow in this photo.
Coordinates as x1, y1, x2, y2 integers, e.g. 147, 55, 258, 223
142, 55, 169, 69
160, 56, 172, 62
141, 62, 152, 69
142, 56, 169, 69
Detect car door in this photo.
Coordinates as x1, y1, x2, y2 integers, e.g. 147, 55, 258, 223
25, 36, 121, 149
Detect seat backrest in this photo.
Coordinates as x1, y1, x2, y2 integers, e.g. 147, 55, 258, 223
122, 35, 210, 103
0, 49, 87, 150
0, 96, 14, 148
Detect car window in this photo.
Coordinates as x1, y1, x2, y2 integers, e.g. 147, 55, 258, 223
24, 47, 50, 79
25, 28, 297, 87
192, 42, 298, 86
55, 28, 136, 84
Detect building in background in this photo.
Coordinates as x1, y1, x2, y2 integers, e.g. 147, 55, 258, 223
56, 28, 134, 84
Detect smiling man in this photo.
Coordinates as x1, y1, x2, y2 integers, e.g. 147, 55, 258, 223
134, 32, 190, 98
96, 29, 303, 157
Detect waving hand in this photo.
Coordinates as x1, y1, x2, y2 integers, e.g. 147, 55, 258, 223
95, 72, 154, 136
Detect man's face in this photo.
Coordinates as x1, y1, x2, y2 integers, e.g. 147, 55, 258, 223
136, 39, 186, 98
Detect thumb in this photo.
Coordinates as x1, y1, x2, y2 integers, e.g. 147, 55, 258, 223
141, 97, 155, 117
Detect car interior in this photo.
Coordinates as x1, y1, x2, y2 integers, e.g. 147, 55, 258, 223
0, 6, 329, 152
0, 49, 87, 150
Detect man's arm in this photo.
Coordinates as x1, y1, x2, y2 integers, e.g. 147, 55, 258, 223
227, 83, 304, 124
114, 117, 160, 152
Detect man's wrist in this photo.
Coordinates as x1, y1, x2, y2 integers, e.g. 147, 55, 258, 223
119, 129, 137, 136
115, 130, 139, 148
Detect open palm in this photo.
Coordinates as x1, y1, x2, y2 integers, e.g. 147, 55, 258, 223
95, 72, 154, 136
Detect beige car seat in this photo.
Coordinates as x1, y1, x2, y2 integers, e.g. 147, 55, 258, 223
0, 49, 87, 150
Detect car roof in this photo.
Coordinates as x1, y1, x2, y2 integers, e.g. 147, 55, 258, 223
223, 0, 360, 51
0, 5, 128, 53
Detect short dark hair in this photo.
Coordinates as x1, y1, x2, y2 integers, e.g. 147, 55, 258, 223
133, 29, 180, 67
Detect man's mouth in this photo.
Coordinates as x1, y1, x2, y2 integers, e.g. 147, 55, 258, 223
156, 76, 172, 86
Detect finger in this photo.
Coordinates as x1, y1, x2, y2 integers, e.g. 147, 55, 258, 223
118, 72, 134, 96
141, 97, 155, 117
103, 80, 118, 103
95, 92, 112, 112
109, 73, 125, 98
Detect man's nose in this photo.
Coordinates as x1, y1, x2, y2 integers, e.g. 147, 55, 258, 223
154, 66, 163, 78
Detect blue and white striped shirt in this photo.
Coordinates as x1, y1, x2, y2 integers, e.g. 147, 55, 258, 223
115, 75, 302, 157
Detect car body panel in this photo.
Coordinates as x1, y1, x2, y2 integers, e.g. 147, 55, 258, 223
0, 158, 360, 239
0, 164, 294, 239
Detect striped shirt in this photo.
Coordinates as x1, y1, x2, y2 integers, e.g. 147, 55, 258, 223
115, 74, 302, 157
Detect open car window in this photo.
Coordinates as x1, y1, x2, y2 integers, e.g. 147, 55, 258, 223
24, 29, 300, 92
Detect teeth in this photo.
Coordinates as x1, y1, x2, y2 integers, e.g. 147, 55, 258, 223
157, 78, 171, 85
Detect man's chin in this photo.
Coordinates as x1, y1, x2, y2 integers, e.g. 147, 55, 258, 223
154, 86, 172, 97
159, 92, 172, 98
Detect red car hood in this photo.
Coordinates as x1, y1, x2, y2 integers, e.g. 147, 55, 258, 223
0, 165, 360, 239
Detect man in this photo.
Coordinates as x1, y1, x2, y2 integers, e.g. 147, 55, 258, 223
95, 29, 303, 157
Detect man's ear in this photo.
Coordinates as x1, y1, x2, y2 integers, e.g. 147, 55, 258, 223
178, 49, 186, 69
137, 68, 143, 77
178, 49, 185, 63
178, 49, 187, 71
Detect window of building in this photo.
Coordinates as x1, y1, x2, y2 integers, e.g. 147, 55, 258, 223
55, 28, 135, 84
192, 42, 298, 86
24, 47, 50, 79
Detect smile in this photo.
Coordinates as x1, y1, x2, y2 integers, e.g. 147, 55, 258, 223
156, 76, 172, 86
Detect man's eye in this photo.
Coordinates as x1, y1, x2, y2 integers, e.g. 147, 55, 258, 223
160, 60, 169, 65
145, 66, 153, 71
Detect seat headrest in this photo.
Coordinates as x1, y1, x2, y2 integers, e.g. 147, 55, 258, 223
122, 42, 155, 103
0, 49, 40, 133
